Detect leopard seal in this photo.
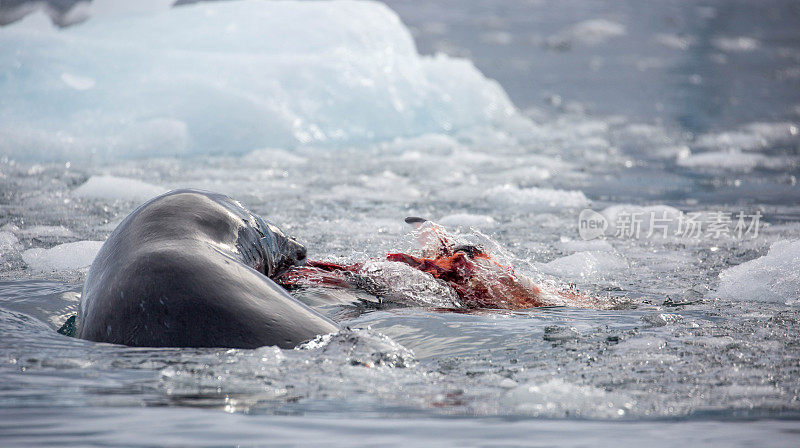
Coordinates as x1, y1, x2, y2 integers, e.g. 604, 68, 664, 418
76, 189, 338, 349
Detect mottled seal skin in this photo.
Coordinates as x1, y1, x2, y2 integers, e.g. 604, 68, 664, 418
76, 189, 338, 349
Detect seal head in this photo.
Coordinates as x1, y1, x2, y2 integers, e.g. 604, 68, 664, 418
76, 189, 338, 349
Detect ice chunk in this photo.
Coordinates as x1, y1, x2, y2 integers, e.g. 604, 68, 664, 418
438, 213, 496, 228
654, 33, 695, 50
538, 250, 627, 280
299, 327, 416, 368
21, 240, 104, 271
19, 225, 75, 239
0, 231, 20, 254
245, 148, 308, 166
712, 36, 759, 52
677, 150, 784, 172
695, 122, 798, 151
73, 175, 167, 202
0, 0, 516, 161
480, 31, 513, 46
555, 238, 614, 253
547, 19, 626, 49
717, 240, 800, 305
486, 184, 589, 211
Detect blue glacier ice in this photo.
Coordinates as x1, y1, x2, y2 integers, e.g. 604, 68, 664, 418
0, 0, 515, 161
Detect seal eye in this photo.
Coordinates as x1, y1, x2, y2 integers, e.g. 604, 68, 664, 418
295, 246, 307, 264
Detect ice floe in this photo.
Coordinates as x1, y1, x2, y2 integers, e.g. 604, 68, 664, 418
73, 175, 167, 202
717, 239, 800, 305
21, 240, 104, 271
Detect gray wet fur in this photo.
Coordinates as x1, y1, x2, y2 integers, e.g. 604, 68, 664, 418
76, 189, 338, 349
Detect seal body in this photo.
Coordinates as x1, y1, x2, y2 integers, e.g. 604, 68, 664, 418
77, 189, 338, 349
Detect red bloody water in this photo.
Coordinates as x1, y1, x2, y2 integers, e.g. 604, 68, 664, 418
277, 250, 595, 310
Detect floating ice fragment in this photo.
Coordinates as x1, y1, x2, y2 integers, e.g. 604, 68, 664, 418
677, 150, 785, 172
641, 313, 683, 327
22, 240, 104, 271
19, 225, 76, 239
0, 231, 20, 254
654, 33, 695, 50
542, 325, 580, 341
299, 327, 416, 368
556, 238, 613, 253
717, 240, 800, 305
547, 19, 626, 49
486, 184, 589, 211
438, 213, 496, 228
480, 31, 513, 45
246, 148, 308, 166
73, 175, 167, 202
712, 36, 759, 52
695, 122, 799, 151
538, 251, 627, 280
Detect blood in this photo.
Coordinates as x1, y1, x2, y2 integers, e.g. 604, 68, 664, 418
276, 250, 571, 310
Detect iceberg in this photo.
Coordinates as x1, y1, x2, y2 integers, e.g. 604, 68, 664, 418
0, 0, 516, 161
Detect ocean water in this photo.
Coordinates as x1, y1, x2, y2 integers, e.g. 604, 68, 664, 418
1, 0, 799, 446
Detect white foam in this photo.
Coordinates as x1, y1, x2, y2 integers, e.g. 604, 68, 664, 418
22, 240, 104, 271
717, 240, 800, 305
502, 378, 632, 418
360, 261, 462, 308
73, 175, 167, 202
0, 0, 516, 161
486, 184, 589, 211
538, 250, 627, 280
